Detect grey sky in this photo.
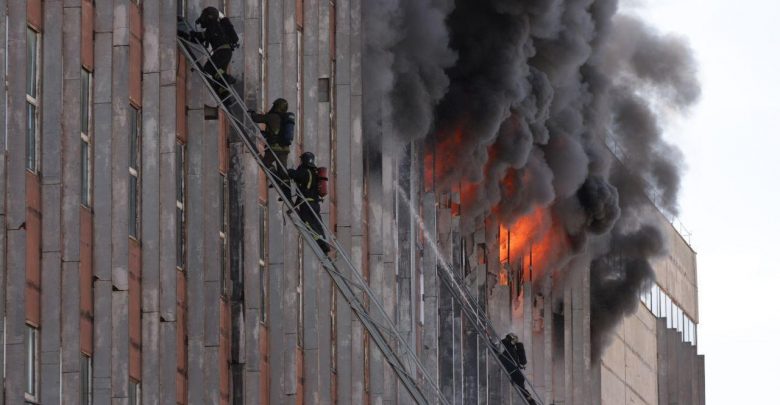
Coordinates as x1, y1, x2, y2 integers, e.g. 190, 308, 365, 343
624, 0, 780, 402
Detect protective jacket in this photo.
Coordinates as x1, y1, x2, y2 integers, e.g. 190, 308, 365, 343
289, 164, 320, 201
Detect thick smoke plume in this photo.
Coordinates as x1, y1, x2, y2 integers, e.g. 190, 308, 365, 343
364, 0, 699, 360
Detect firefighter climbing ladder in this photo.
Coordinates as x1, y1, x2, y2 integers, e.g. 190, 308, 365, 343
178, 21, 541, 405
176, 28, 447, 405
434, 242, 545, 404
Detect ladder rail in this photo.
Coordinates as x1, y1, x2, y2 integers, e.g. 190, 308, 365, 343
176, 30, 449, 405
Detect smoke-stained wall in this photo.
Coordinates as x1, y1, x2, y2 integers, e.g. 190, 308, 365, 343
364, 0, 700, 363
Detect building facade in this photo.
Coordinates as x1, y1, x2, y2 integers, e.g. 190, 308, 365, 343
0, 1, 703, 404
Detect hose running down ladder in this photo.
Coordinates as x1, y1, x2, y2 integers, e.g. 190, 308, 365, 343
176, 22, 448, 405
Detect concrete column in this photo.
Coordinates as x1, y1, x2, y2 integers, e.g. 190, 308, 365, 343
158, 3, 179, 404
40, 2, 64, 402
185, 48, 207, 403
422, 191, 439, 402
3, 0, 29, 401
367, 142, 385, 403
300, 0, 322, 402
382, 151, 399, 404
349, 0, 365, 399
0, 0, 6, 396
334, 0, 353, 400
438, 203, 455, 403
92, 2, 116, 401
316, 0, 334, 402
265, 0, 286, 401
141, 2, 162, 403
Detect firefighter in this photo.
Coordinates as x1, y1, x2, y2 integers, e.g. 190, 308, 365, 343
249, 98, 294, 179
288, 152, 330, 254
500, 333, 536, 405
189, 7, 239, 104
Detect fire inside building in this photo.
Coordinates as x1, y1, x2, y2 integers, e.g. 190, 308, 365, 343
0, 0, 704, 404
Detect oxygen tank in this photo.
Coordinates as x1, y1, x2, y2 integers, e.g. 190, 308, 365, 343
317, 167, 329, 198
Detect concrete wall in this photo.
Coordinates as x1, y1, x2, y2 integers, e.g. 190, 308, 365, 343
1, 3, 704, 405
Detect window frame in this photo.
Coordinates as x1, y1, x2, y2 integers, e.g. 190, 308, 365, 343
129, 105, 141, 239
81, 69, 94, 207
176, 142, 186, 270
220, 174, 228, 296
81, 354, 93, 405
25, 325, 40, 402
26, 26, 41, 173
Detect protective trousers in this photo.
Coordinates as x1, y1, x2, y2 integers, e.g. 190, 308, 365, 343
203, 48, 233, 99
297, 200, 329, 254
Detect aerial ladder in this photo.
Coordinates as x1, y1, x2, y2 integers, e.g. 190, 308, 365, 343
177, 20, 542, 405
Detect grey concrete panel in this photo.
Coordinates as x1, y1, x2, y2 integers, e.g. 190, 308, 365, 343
159, 149, 177, 320
112, 290, 130, 398
348, 0, 361, 96
303, 248, 321, 403
204, 280, 222, 347
142, 0, 160, 73
656, 320, 668, 405
159, 1, 177, 86
112, 1, 130, 47
41, 0, 64, 187
41, 252, 62, 403
335, 229, 353, 404
111, 44, 130, 291
94, 0, 114, 32
267, 0, 283, 45
268, 261, 285, 404
317, 0, 330, 77
142, 72, 161, 313
41, 185, 62, 254
334, 0, 350, 86
160, 321, 178, 405
93, 101, 114, 281
202, 120, 221, 284
185, 100, 205, 403
62, 261, 82, 373
142, 313, 161, 405
94, 33, 114, 104
241, 16, 261, 108
62, 371, 82, 404
245, 308, 261, 370
204, 346, 221, 404
422, 192, 438, 388
93, 280, 113, 381
62, 76, 84, 262
5, 0, 27, 229
316, 269, 333, 405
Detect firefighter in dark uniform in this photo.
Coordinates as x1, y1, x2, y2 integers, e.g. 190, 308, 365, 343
249, 98, 292, 174
288, 152, 330, 254
190, 7, 238, 104
500, 333, 536, 405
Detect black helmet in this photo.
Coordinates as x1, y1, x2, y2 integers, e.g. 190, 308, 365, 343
196, 7, 219, 26
272, 98, 289, 113
300, 152, 315, 167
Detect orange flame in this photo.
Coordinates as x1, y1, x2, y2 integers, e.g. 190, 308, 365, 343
499, 207, 569, 282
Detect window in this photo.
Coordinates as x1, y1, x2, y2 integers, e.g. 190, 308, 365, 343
220, 175, 228, 295
26, 27, 41, 172
25, 325, 39, 402
176, 143, 186, 269
128, 380, 140, 405
81, 355, 93, 405
81, 69, 93, 206
129, 106, 141, 238
259, 204, 266, 322
177, 0, 186, 17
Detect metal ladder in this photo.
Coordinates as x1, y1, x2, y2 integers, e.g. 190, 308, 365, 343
435, 250, 544, 404
176, 23, 448, 405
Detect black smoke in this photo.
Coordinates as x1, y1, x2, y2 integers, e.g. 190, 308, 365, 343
590, 225, 664, 360
364, 0, 699, 360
